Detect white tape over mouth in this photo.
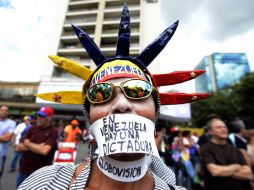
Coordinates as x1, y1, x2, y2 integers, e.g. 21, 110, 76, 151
97, 155, 152, 182
90, 114, 159, 158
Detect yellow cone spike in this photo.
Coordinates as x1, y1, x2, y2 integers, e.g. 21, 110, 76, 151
49, 55, 93, 81
35, 91, 83, 104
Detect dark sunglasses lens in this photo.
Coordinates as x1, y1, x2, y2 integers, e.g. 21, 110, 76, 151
88, 83, 112, 103
123, 80, 152, 99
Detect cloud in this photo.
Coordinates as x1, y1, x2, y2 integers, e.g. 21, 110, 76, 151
161, 0, 254, 41
204, 0, 254, 41
0, 0, 57, 82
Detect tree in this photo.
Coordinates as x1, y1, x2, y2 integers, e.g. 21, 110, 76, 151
191, 72, 254, 128
231, 72, 254, 116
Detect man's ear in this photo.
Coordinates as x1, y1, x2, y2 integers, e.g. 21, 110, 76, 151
48, 116, 53, 121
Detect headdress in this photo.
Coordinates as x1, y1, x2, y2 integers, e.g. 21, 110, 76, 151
36, 4, 209, 110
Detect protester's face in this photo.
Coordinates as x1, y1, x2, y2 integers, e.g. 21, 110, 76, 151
24, 119, 31, 126
72, 124, 78, 129
0, 106, 9, 119
209, 119, 228, 140
37, 115, 51, 127
89, 78, 156, 124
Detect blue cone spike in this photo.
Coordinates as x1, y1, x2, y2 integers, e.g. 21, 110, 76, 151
136, 20, 179, 67
116, 3, 130, 57
72, 24, 107, 66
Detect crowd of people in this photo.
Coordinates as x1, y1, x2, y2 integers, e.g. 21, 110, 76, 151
0, 3, 252, 190
0, 105, 89, 188
156, 115, 254, 190
2, 106, 254, 190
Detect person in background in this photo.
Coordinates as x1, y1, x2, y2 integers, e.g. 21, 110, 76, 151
170, 127, 182, 181
247, 132, 254, 169
29, 114, 37, 128
8, 115, 31, 172
228, 118, 251, 166
155, 124, 168, 164
197, 126, 210, 148
247, 132, 254, 190
0, 105, 16, 177
15, 106, 58, 188
63, 119, 82, 144
200, 117, 252, 190
57, 119, 65, 142
82, 127, 90, 143
180, 130, 198, 188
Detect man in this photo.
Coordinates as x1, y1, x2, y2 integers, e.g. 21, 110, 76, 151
16, 106, 58, 188
9, 115, 31, 172
63, 119, 82, 144
200, 117, 252, 190
18, 4, 209, 190
0, 105, 16, 177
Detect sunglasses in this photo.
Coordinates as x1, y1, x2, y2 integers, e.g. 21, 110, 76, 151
86, 79, 153, 104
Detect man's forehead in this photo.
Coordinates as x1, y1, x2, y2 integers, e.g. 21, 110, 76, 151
104, 77, 131, 84
212, 119, 226, 127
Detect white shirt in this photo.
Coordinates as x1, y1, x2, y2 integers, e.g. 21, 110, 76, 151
14, 122, 27, 145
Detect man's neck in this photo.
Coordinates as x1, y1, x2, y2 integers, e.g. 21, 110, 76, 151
210, 137, 227, 145
0, 117, 7, 121
40, 123, 51, 129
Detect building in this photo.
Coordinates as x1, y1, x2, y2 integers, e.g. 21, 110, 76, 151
0, 82, 39, 121
195, 53, 251, 93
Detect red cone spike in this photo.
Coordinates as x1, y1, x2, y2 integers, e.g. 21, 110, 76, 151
152, 70, 205, 86
159, 92, 210, 105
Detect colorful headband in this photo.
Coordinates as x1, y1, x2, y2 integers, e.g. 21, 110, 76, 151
36, 4, 209, 105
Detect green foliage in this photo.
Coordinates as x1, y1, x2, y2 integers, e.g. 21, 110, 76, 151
191, 72, 254, 127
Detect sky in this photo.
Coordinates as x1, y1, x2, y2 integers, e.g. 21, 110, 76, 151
0, 0, 61, 82
159, 0, 254, 72
0, 0, 253, 86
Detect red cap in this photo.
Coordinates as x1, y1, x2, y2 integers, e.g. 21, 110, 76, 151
36, 106, 54, 117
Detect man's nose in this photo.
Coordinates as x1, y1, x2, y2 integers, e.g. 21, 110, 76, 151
109, 87, 133, 114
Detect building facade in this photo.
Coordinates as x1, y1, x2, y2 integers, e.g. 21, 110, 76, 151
195, 53, 251, 92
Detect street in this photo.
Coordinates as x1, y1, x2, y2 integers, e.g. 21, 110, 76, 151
0, 141, 90, 190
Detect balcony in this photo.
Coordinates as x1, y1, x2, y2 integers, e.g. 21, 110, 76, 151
68, 0, 99, 11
